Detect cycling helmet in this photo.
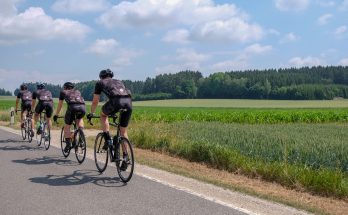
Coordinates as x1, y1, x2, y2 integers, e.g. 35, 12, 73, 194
37, 83, 45, 89
99, 69, 114, 79
63, 82, 74, 89
20, 84, 27, 91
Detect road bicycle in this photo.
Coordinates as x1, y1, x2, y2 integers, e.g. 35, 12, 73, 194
17, 109, 33, 143
55, 116, 87, 164
88, 110, 134, 183
35, 111, 50, 150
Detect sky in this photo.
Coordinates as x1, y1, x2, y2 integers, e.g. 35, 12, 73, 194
0, 0, 348, 92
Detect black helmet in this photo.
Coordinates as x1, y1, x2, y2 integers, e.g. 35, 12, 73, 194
20, 84, 27, 91
37, 83, 45, 89
63, 82, 74, 89
99, 69, 113, 79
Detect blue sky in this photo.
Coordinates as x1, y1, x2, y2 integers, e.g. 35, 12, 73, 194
0, 0, 348, 92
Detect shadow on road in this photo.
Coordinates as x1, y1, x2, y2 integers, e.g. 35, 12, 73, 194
29, 169, 125, 188
0, 144, 39, 151
12, 155, 80, 166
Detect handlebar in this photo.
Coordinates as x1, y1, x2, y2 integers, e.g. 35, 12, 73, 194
87, 109, 127, 126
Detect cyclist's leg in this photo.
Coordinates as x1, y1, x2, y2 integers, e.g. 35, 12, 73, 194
119, 97, 133, 139
44, 102, 53, 129
20, 103, 25, 127
33, 102, 42, 132
101, 100, 114, 148
75, 105, 86, 129
63, 107, 74, 151
101, 100, 114, 133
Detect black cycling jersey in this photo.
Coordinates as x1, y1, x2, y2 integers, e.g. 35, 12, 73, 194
33, 89, 53, 103
59, 89, 85, 105
94, 78, 131, 99
17, 90, 32, 103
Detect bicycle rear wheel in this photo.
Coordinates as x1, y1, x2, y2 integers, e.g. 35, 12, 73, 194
94, 133, 108, 172
42, 124, 50, 150
115, 137, 134, 183
75, 129, 86, 164
60, 127, 70, 157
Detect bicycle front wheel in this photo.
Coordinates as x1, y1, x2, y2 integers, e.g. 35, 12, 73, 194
60, 127, 70, 157
75, 129, 87, 164
42, 124, 50, 150
94, 133, 108, 172
116, 137, 134, 183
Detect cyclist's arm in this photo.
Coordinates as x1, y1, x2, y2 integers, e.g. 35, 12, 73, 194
90, 94, 100, 114
55, 100, 64, 116
15, 98, 19, 112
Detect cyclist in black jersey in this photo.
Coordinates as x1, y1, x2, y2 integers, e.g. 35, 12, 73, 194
31, 83, 54, 134
87, 69, 132, 149
15, 84, 32, 130
54, 82, 86, 152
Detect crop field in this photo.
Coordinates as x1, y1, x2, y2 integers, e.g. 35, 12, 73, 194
133, 98, 348, 108
1, 96, 347, 198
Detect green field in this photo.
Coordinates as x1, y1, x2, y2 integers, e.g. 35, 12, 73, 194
1, 96, 347, 198
133, 98, 348, 108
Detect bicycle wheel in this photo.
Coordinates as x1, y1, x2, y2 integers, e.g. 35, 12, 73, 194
42, 123, 50, 150
115, 137, 134, 183
94, 132, 108, 173
60, 127, 70, 157
21, 120, 27, 140
75, 129, 87, 164
27, 120, 33, 143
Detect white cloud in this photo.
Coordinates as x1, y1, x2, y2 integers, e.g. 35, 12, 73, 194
274, 0, 310, 11
191, 18, 263, 43
244, 44, 272, 55
0, 0, 20, 17
111, 49, 143, 70
0, 68, 78, 92
279, 32, 300, 43
176, 48, 210, 63
317, 0, 336, 7
334, 25, 347, 38
210, 44, 272, 72
317, 13, 333, 25
211, 57, 248, 72
162, 29, 190, 44
52, 0, 110, 13
0, 7, 90, 44
341, 0, 348, 10
339, 58, 348, 66
86, 39, 119, 55
99, 0, 264, 43
288, 56, 325, 67
156, 48, 210, 74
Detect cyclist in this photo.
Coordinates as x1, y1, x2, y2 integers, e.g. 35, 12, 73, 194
15, 84, 33, 132
53, 82, 86, 153
87, 69, 132, 168
31, 83, 54, 135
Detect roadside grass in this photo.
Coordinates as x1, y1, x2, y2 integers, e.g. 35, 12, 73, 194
129, 121, 348, 198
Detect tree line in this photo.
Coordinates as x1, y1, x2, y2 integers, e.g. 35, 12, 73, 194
0, 88, 12, 96
13, 66, 348, 100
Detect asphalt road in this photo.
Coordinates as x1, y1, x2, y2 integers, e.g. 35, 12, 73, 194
0, 128, 246, 215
